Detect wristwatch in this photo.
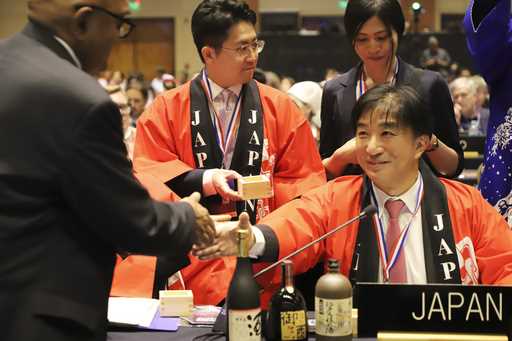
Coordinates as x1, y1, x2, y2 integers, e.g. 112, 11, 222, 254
428, 135, 439, 152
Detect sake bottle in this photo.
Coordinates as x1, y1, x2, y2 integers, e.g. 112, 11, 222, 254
226, 229, 261, 341
315, 259, 352, 341
266, 260, 308, 341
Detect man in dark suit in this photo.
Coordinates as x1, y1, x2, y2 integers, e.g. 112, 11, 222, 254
450, 76, 490, 136
0, 1, 216, 341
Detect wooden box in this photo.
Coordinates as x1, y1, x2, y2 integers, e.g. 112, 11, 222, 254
159, 290, 193, 317
237, 175, 273, 200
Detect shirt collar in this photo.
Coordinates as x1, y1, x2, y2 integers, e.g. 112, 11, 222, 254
207, 76, 242, 100
371, 171, 421, 218
53, 36, 82, 69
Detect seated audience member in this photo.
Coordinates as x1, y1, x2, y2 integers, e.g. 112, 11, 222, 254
196, 85, 512, 305
324, 68, 340, 82
107, 86, 136, 159
420, 36, 451, 74
98, 70, 112, 88
109, 70, 126, 90
287, 81, 323, 143
151, 66, 167, 95
126, 72, 145, 91
460, 68, 472, 78
162, 73, 177, 90
253, 68, 267, 83
472, 75, 489, 109
178, 63, 191, 85
264, 70, 281, 89
126, 86, 148, 124
279, 76, 295, 92
450, 77, 489, 135
320, 68, 340, 88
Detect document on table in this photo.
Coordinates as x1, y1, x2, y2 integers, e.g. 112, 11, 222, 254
108, 297, 160, 327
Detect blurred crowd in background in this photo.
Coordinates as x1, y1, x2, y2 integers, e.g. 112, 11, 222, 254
99, 34, 490, 160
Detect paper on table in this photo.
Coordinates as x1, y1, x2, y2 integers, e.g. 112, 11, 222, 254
147, 310, 179, 331
108, 297, 160, 327
181, 305, 222, 325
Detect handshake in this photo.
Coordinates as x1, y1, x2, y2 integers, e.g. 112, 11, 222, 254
181, 192, 254, 259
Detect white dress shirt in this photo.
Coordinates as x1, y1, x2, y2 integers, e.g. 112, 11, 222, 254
53, 36, 82, 69
371, 172, 427, 284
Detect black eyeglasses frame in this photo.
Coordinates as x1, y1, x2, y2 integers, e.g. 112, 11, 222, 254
75, 4, 135, 39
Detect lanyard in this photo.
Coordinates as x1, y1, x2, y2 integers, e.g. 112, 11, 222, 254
356, 59, 400, 100
369, 176, 423, 282
202, 70, 242, 167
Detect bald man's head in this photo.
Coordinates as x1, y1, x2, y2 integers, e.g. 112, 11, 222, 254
27, 0, 131, 75
28, 0, 103, 27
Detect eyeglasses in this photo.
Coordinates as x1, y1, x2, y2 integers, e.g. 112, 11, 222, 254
75, 4, 135, 39
221, 40, 265, 56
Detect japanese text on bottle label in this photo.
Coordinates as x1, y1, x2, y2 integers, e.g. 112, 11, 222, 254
228, 308, 261, 340
280, 310, 306, 340
315, 297, 352, 336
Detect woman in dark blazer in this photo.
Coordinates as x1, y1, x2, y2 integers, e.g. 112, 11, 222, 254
320, 0, 463, 178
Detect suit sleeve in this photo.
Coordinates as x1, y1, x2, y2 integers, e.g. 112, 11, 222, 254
319, 81, 338, 159
470, 188, 512, 284
464, 0, 512, 85
59, 99, 196, 258
272, 97, 326, 208
133, 95, 204, 196
428, 73, 464, 177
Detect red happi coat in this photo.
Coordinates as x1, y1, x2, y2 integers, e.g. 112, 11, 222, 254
112, 80, 326, 303
253, 175, 512, 306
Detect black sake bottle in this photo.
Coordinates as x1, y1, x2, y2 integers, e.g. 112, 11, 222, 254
226, 228, 262, 341
266, 260, 308, 341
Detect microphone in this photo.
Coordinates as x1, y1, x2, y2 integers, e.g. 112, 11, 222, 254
211, 205, 377, 334
254, 204, 377, 278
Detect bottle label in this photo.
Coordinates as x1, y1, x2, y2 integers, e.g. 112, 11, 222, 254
228, 308, 261, 340
315, 297, 352, 337
280, 310, 307, 340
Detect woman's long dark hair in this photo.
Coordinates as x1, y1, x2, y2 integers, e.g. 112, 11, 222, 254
344, 0, 405, 80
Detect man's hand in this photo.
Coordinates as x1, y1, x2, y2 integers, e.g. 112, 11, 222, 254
192, 212, 254, 260
212, 169, 243, 201
426, 134, 439, 152
181, 192, 215, 247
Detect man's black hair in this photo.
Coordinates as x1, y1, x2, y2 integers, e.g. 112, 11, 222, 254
191, 0, 257, 63
126, 86, 148, 101
352, 84, 433, 138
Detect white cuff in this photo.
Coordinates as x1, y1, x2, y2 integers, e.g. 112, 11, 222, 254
249, 226, 266, 258
202, 169, 218, 197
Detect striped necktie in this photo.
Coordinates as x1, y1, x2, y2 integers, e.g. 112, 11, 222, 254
215, 89, 235, 142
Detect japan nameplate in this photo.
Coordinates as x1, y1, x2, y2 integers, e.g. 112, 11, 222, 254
356, 283, 512, 338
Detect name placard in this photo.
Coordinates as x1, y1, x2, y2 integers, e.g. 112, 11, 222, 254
356, 283, 512, 338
